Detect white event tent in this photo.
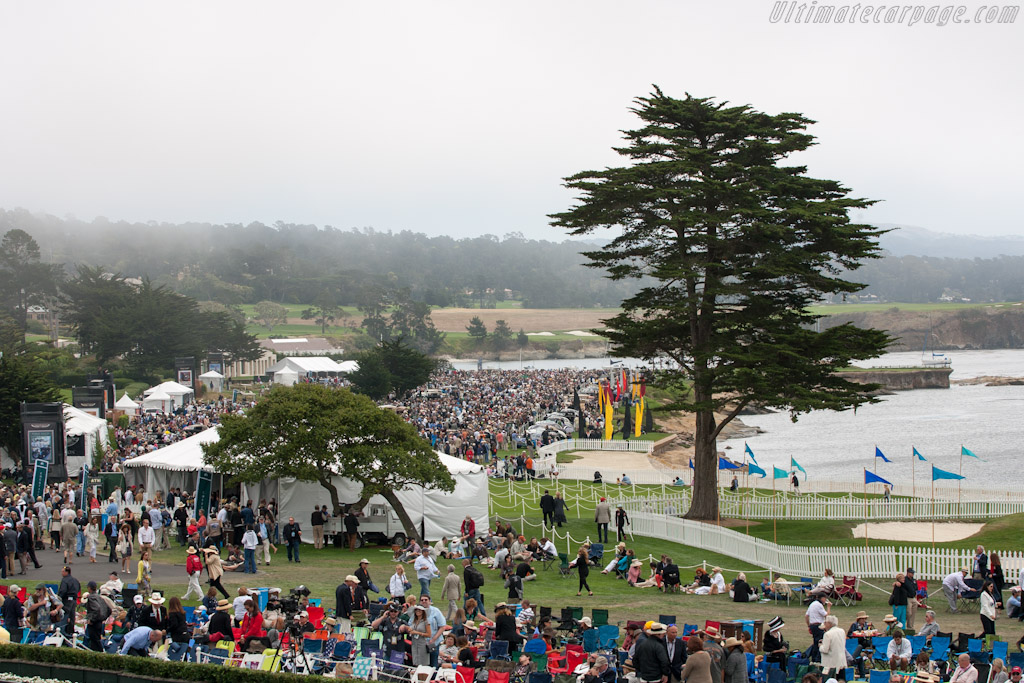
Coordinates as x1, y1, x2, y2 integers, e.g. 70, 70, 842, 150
123, 427, 488, 541
114, 393, 140, 416
266, 357, 359, 384
198, 370, 225, 392
64, 404, 111, 476
142, 381, 194, 413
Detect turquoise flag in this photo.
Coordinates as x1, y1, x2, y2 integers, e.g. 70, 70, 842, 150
791, 457, 807, 479
961, 446, 982, 460
773, 466, 788, 479
932, 465, 965, 481
748, 463, 767, 478
913, 446, 926, 462
744, 443, 758, 465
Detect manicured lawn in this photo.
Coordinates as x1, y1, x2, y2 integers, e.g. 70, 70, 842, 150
125, 478, 1010, 649
806, 301, 1013, 315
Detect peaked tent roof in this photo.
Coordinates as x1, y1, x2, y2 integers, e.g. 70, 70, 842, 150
63, 404, 108, 437
123, 426, 220, 472
144, 381, 194, 396
114, 393, 139, 409
267, 357, 347, 374
198, 370, 224, 379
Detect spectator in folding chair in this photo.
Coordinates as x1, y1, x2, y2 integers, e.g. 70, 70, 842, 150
1007, 587, 1022, 620
582, 655, 616, 683
917, 611, 940, 644
887, 629, 912, 671
662, 558, 681, 594
808, 569, 836, 601
763, 617, 789, 671
950, 653, 979, 683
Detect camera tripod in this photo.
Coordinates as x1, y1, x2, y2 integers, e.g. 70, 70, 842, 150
276, 627, 314, 674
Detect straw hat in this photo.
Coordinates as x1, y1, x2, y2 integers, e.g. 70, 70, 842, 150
216, 599, 232, 611
703, 625, 720, 638
187, 546, 198, 555
883, 614, 897, 623
631, 560, 643, 568
647, 622, 667, 635
345, 575, 359, 583
855, 611, 869, 620
464, 621, 478, 631
724, 637, 744, 649
325, 617, 337, 627
360, 558, 370, 564
149, 592, 165, 605
579, 617, 592, 627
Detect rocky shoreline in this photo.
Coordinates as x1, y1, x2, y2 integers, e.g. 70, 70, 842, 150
953, 375, 1024, 386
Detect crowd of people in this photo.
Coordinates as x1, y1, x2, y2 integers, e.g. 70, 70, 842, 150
388, 369, 608, 462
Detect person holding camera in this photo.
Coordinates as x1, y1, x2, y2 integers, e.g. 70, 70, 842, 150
805, 594, 831, 662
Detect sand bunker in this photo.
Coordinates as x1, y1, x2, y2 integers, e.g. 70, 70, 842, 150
566, 330, 601, 337
569, 450, 657, 471
851, 522, 984, 542
526, 331, 555, 336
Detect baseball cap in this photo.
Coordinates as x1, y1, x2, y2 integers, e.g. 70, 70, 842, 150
134, 595, 144, 604
1011, 668, 1021, 675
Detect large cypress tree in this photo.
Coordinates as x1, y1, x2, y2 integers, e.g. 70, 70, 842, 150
551, 88, 890, 521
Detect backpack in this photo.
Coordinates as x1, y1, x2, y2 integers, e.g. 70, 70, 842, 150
466, 567, 485, 590
93, 595, 112, 622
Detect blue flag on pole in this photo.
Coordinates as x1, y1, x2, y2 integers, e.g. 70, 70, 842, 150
748, 463, 767, 478
744, 443, 758, 465
875, 446, 891, 463
791, 457, 807, 478
865, 470, 893, 487
718, 457, 742, 470
688, 459, 694, 470
961, 446, 981, 459
773, 466, 788, 479
932, 465, 965, 481
913, 446, 926, 462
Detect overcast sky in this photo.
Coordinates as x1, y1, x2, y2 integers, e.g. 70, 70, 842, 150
1, 1, 1020, 240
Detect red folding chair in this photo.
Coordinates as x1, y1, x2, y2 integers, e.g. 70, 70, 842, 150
488, 671, 510, 683
457, 666, 477, 683
835, 576, 860, 607
307, 606, 325, 629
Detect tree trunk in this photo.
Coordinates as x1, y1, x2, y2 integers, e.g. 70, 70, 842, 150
685, 401, 720, 521
318, 477, 343, 517
380, 488, 421, 542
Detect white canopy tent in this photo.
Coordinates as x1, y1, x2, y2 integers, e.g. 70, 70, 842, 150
123, 426, 488, 542
123, 426, 220, 496
266, 356, 358, 381
143, 381, 194, 411
142, 389, 172, 414
198, 370, 225, 392
273, 368, 299, 387
64, 404, 111, 477
114, 393, 140, 415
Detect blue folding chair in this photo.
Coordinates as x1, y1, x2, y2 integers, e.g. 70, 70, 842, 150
682, 624, 699, 637
582, 629, 599, 652
931, 637, 951, 663
968, 638, 984, 653
910, 636, 926, 655
523, 638, 547, 655
184, 606, 195, 624
489, 639, 511, 661
845, 640, 859, 657
597, 625, 619, 650
1007, 652, 1024, 670
333, 640, 354, 660
870, 670, 891, 683
993, 640, 1009, 662
305, 638, 325, 656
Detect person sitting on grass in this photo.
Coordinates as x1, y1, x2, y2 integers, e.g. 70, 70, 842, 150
634, 561, 662, 589
602, 543, 627, 575
686, 567, 712, 594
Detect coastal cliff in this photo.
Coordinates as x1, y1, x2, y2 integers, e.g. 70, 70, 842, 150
821, 306, 1024, 350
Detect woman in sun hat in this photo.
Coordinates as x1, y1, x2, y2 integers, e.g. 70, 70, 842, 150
763, 616, 789, 670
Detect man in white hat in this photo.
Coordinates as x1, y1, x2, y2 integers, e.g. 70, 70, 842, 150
336, 574, 367, 634
139, 592, 167, 630
182, 546, 204, 600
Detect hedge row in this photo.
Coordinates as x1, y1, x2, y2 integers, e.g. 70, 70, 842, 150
0, 644, 361, 683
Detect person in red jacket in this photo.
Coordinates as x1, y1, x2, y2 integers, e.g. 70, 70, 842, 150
239, 599, 264, 651
460, 516, 476, 543
183, 546, 204, 600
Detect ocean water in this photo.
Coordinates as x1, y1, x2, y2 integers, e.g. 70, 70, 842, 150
451, 349, 1024, 482
724, 350, 1024, 482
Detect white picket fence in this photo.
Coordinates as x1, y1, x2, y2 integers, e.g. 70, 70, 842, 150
623, 510, 1024, 582
606, 490, 1024, 521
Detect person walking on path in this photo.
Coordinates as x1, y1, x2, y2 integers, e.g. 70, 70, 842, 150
441, 564, 462, 620
615, 505, 630, 542
595, 497, 611, 544
553, 492, 568, 528
415, 547, 439, 596
182, 546, 204, 600
202, 546, 229, 599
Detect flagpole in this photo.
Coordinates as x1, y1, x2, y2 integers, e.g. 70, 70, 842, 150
958, 445, 963, 507
863, 468, 868, 552
912, 447, 916, 500
931, 475, 935, 548
773, 473, 777, 544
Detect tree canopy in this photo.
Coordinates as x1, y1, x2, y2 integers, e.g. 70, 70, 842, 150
0, 343, 60, 461
202, 384, 454, 538
551, 88, 890, 520
60, 265, 262, 375
350, 339, 436, 400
